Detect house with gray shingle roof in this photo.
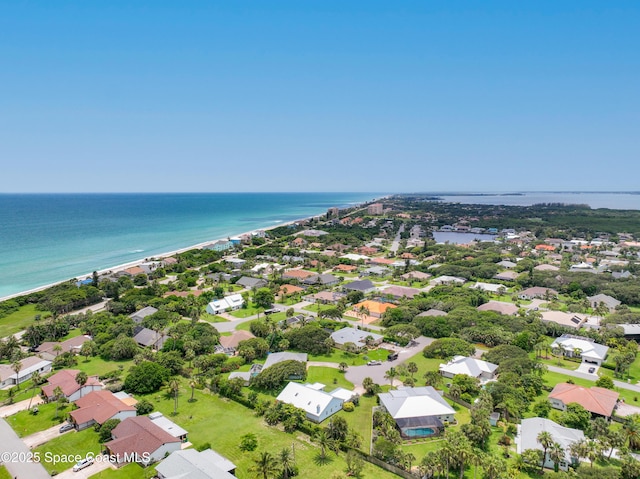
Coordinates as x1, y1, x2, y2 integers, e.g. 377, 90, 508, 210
156, 449, 236, 479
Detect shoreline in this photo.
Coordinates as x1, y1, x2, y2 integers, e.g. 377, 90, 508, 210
0, 199, 377, 304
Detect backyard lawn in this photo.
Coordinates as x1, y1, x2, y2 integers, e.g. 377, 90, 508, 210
229, 304, 263, 318
200, 313, 228, 323
7, 401, 70, 437
34, 428, 102, 474
0, 466, 11, 479
141, 382, 401, 479
308, 347, 390, 367
75, 356, 134, 378
306, 366, 353, 390
90, 463, 155, 479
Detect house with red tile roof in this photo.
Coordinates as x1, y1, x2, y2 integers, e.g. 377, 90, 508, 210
41, 369, 102, 402
352, 300, 397, 318
69, 390, 136, 430
105, 416, 182, 466
535, 244, 556, 252
548, 383, 619, 418
282, 269, 318, 281
334, 264, 358, 273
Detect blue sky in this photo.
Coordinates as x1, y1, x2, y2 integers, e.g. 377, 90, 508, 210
1, 1, 638, 193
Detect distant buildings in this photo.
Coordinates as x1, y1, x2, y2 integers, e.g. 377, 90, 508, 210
368, 203, 384, 215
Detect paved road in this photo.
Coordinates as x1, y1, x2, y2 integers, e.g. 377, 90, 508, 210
345, 336, 434, 388
0, 418, 50, 479
546, 364, 640, 393
389, 224, 405, 254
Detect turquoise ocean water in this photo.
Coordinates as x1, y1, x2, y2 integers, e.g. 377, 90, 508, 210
0, 193, 380, 299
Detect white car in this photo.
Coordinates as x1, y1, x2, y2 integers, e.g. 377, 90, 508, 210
73, 457, 94, 472
367, 360, 382, 366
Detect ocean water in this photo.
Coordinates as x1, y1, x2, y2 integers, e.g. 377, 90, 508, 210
433, 192, 640, 210
0, 193, 380, 299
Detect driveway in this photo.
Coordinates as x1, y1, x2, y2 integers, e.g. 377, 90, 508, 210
0, 418, 50, 479
23, 424, 71, 448
54, 457, 113, 479
575, 362, 598, 376
0, 396, 44, 418
345, 336, 434, 388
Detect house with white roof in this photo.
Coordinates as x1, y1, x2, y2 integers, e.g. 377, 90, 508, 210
156, 449, 236, 479
276, 382, 349, 423
471, 282, 505, 293
550, 334, 609, 366
378, 386, 455, 438
516, 418, 584, 471
439, 356, 498, 382
205, 294, 245, 315
149, 412, 188, 442
330, 327, 384, 348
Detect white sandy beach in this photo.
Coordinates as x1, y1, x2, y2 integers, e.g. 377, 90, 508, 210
0, 199, 375, 303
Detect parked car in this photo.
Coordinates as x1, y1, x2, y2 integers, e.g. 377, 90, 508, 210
59, 423, 74, 433
588, 367, 596, 373
367, 360, 382, 366
73, 457, 94, 472
387, 352, 399, 361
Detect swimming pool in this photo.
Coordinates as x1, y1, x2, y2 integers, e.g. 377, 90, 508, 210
404, 427, 436, 438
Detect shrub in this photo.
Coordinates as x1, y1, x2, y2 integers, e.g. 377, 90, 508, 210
342, 401, 355, 412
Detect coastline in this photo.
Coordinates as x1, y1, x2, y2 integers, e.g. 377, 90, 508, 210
0, 199, 375, 304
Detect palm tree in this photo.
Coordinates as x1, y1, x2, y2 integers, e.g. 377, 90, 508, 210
53, 344, 63, 357
28, 370, 42, 410
168, 378, 180, 415
53, 386, 64, 419
279, 447, 295, 479
250, 451, 279, 479
10, 360, 23, 390
482, 455, 506, 479
75, 371, 88, 398
384, 367, 398, 387
537, 431, 554, 472
407, 361, 418, 379
623, 414, 640, 451
314, 429, 335, 461
585, 439, 600, 467
548, 442, 565, 472
424, 370, 443, 388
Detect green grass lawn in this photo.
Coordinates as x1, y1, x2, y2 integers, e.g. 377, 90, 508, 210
340, 394, 376, 453
306, 366, 353, 390
229, 304, 263, 318
58, 328, 84, 341
75, 356, 134, 378
308, 347, 390, 367
35, 428, 102, 474
234, 319, 256, 332
7, 402, 70, 437
0, 378, 43, 404
140, 381, 400, 479
200, 313, 228, 323
0, 304, 49, 338
90, 462, 155, 479
0, 465, 11, 479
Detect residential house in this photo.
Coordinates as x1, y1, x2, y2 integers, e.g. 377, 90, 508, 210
477, 301, 519, 316
342, 279, 376, 294
148, 412, 188, 442
363, 266, 390, 276
41, 369, 102, 402
548, 383, 619, 418
133, 326, 168, 349
0, 356, 52, 388
203, 240, 234, 252
401, 271, 432, 281
417, 309, 448, 317
304, 291, 345, 304
378, 386, 456, 438
69, 390, 136, 430
587, 294, 621, 312
330, 327, 384, 349
550, 335, 609, 366
534, 264, 560, 272
104, 416, 182, 466
439, 356, 498, 382
471, 282, 505, 294
516, 418, 584, 471
36, 335, 92, 361
156, 448, 237, 479
302, 273, 340, 286
430, 275, 466, 286
218, 330, 256, 354
334, 264, 358, 273
225, 257, 246, 269
276, 382, 350, 423
519, 287, 558, 300
352, 300, 396, 319
282, 269, 318, 282
493, 271, 519, 281
129, 306, 159, 324
380, 285, 421, 300
541, 311, 587, 330
277, 284, 304, 298
236, 276, 268, 289
497, 260, 517, 269
205, 294, 245, 315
